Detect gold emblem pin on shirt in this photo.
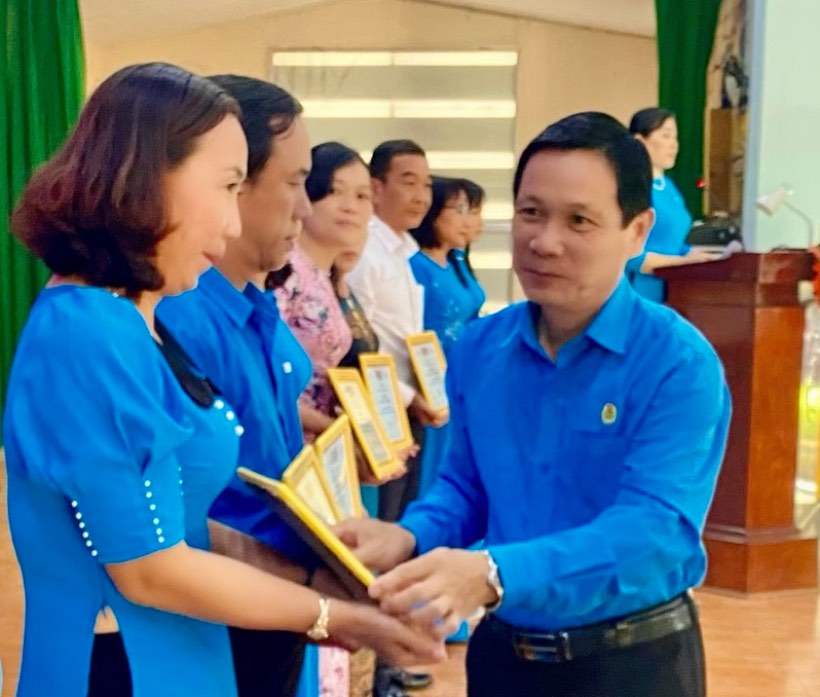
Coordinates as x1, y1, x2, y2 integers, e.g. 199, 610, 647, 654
601, 403, 617, 425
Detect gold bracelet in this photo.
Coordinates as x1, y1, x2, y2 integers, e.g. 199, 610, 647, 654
306, 595, 330, 641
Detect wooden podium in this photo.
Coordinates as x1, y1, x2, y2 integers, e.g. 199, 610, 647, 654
657, 251, 818, 592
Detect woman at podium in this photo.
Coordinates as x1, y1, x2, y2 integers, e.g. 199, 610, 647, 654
626, 108, 720, 302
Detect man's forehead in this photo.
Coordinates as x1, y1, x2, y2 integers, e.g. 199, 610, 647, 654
270, 130, 311, 173
387, 154, 429, 177
520, 149, 615, 188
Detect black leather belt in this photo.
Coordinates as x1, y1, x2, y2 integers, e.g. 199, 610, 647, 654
486, 594, 694, 663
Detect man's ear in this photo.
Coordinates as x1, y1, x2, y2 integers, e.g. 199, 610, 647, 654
628, 207, 655, 255
370, 177, 383, 200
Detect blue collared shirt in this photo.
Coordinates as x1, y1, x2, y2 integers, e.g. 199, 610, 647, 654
400, 279, 730, 631
158, 268, 315, 563
626, 175, 693, 303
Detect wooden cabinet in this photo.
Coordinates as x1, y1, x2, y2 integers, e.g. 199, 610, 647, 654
708, 108, 746, 214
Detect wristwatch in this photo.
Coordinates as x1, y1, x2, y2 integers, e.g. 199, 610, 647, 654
479, 550, 504, 612
306, 596, 331, 641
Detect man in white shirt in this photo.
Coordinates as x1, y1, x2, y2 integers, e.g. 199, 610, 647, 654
346, 139, 448, 697
347, 139, 447, 522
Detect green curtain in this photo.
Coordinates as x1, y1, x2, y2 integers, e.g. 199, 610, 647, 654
1, 1, 85, 429
655, 0, 722, 217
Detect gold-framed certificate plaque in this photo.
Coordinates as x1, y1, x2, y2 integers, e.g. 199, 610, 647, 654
359, 353, 414, 450
237, 466, 374, 601
406, 331, 449, 417
313, 414, 364, 519
281, 446, 339, 525
327, 367, 402, 479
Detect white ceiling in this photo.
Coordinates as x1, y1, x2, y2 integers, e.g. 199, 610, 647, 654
79, 0, 655, 45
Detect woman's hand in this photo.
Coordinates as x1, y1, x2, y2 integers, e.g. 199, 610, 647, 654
685, 249, 723, 264
328, 599, 447, 667
354, 441, 407, 486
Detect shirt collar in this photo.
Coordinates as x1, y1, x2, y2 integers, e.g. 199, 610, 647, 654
512, 277, 636, 358
244, 282, 282, 322
584, 278, 635, 355
370, 215, 419, 259
197, 267, 254, 328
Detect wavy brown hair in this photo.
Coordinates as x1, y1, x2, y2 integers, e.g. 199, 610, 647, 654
11, 62, 240, 297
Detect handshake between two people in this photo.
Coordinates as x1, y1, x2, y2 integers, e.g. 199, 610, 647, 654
321, 518, 499, 663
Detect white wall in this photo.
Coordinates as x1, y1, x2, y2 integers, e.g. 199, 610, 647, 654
743, 0, 820, 250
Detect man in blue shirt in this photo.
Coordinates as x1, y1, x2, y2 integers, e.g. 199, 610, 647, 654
336, 112, 731, 697
158, 76, 317, 697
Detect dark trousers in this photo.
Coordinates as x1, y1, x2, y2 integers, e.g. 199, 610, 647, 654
378, 418, 425, 522
88, 633, 132, 697
466, 598, 705, 697
88, 629, 306, 697
228, 627, 306, 697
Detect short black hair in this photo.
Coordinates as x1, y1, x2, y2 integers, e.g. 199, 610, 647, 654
628, 107, 676, 137
369, 139, 426, 180
513, 111, 652, 226
305, 141, 367, 202
12, 62, 239, 298
208, 75, 302, 180
460, 178, 485, 209
409, 176, 465, 249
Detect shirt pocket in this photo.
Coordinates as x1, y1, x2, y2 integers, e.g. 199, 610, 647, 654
556, 396, 629, 514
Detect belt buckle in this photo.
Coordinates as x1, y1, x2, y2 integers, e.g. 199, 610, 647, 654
610, 621, 636, 648
515, 631, 573, 663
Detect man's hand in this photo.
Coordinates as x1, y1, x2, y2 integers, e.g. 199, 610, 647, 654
409, 394, 449, 428
368, 548, 497, 639
333, 518, 416, 572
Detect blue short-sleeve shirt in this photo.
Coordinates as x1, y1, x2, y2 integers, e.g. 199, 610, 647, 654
3, 286, 241, 697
